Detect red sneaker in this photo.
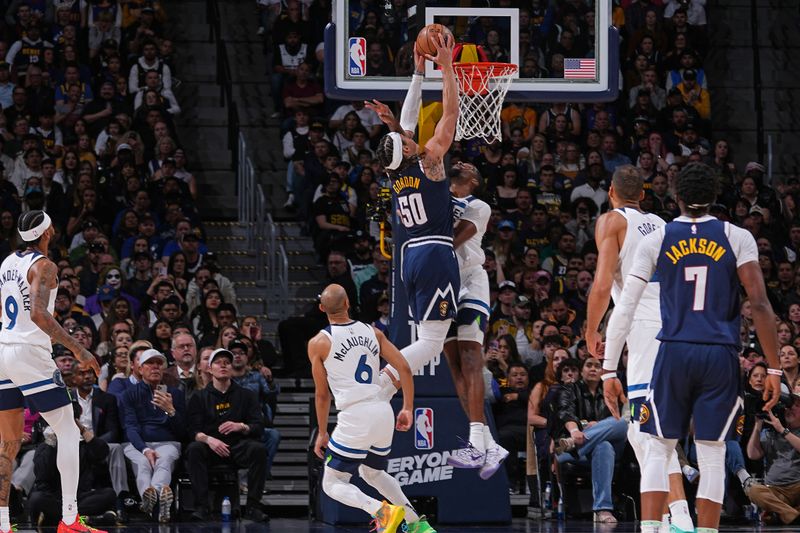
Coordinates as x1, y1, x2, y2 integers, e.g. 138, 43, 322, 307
57, 516, 106, 533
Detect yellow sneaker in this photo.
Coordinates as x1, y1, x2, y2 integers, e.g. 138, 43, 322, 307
370, 501, 405, 533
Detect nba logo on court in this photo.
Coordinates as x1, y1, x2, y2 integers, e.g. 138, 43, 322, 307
348, 37, 367, 77
414, 408, 434, 450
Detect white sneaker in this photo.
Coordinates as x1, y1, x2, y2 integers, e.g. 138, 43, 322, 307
478, 444, 509, 480
257, 26, 265, 35
283, 193, 295, 208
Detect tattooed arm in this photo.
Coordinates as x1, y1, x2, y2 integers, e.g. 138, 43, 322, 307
28, 259, 101, 376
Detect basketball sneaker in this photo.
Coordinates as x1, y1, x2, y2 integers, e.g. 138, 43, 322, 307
405, 516, 437, 533
57, 516, 107, 533
370, 501, 405, 533
478, 443, 509, 480
447, 439, 486, 469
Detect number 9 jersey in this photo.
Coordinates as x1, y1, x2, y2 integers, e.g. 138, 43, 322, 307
0, 251, 55, 350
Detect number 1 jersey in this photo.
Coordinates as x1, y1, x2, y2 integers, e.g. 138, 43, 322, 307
0, 251, 55, 349
391, 161, 454, 240
628, 215, 758, 347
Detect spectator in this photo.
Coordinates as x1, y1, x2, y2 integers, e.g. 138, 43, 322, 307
128, 40, 172, 96
494, 363, 532, 490
185, 348, 269, 522
121, 348, 185, 523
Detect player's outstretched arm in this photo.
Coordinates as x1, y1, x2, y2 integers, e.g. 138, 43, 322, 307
739, 260, 781, 410
374, 327, 414, 431
422, 33, 456, 166
586, 211, 625, 357
365, 100, 405, 136
28, 259, 100, 376
308, 333, 332, 458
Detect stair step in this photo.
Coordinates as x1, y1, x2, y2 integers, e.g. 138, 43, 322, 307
272, 452, 308, 463
275, 378, 315, 389
278, 392, 314, 403
276, 427, 311, 438
263, 494, 308, 506
271, 465, 309, 478
265, 479, 309, 492
277, 439, 311, 451
275, 403, 308, 414
279, 414, 334, 426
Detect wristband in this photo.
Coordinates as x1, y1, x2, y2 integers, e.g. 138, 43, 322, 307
569, 427, 580, 434
768, 368, 783, 376
783, 427, 791, 437
601, 372, 617, 381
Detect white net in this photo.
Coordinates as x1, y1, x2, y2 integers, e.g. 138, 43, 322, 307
453, 62, 517, 144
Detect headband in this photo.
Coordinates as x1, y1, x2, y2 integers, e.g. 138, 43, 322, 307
385, 132, 403, 170
19, 212, 51, 242
687, 203, 710, 210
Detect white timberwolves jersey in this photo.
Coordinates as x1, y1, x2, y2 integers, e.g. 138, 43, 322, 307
611, 208, 664, 322
0, 251, 55, 349
452, 195, 490, 270
321, 320, 381, 410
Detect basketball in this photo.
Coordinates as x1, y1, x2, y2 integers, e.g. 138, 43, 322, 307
415, 23, 454, 57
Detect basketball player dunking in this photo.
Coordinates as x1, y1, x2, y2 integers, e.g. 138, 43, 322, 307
309, 284, 436, 533
603, 164, 782, 533
0, 210, 103, 533
585, 166, 694, 531
371, 34, 460, 392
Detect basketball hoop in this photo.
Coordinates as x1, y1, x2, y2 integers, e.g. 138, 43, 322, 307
453, 62, 518, 144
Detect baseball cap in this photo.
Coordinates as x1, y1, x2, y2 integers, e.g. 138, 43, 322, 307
497, 220, 515, 231
353, 229, 370, 241
163, 157, 177, 166
139, 349, 166, 365
88, 242, 104, 253
181, 230, 200, 242
310, 121, 325, 131
533, 270, 552, 283
745, 161, 766, 174
116, 143, 132, 152
208, 348, 233, 366
749, 205, 765, 217
498, 280, 517, 293
228, 340, 248, 353
742, 346, 763, 359
633, 115, 650, 124
514, 295, 531, 307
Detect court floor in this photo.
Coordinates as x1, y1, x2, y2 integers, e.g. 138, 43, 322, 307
28, 520, 798, 532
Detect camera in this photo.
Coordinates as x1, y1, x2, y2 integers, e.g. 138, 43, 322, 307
366, 184, 392, 223
744, 383, 797, 427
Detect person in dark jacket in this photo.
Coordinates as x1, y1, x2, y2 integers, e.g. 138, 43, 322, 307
121, 348, 186, 523
27, 423, 117, 526
493, 363, 532, 489
552, 356, 628, 523
185, 348, 269, 522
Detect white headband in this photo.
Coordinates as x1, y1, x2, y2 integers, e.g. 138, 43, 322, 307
19, 212, 51, 242
385, 132, 403, 170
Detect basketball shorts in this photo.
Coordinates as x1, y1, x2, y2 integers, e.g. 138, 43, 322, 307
0, 344, 71, 413
625, 321, 661, 403
641, 341, 741, 442
400, 241, 459, 323
446, 265, 490, 344
326, 400, 394, 473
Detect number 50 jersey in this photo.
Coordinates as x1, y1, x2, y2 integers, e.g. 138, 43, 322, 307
391, 161, 454, 240
0, 251, 56, 349
629, 215, 758, 347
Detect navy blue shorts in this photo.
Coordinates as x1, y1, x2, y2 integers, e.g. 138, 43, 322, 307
400, 241, 459, 323
641, 341, 742, 442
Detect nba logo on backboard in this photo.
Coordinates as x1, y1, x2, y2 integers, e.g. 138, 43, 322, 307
414, 408, 434, 450
348, 37, 366, 77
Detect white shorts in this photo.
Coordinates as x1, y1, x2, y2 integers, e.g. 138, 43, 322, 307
328, 400, 394, 461
625, 320, 661, 402
0, 344, 70, 413
446, 265, 491, 344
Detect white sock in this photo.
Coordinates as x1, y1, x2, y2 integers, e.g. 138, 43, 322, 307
659, 513, 671, 533
469, 423, 485, 453
736, 468, 751, 486
358, 465, 419, 522
695, 528, 718, 533
0, 507, 9, 531
40, 404, 81, 524
669, 499, 694, 531
483, 425, 497, 450
322, 467, 382, 516
641, 520, 662, 533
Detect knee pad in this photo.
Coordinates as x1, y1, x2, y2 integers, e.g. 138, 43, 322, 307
640, 437, 677, 494
695, 440, 726, 504
627, 421, 649, 465
322, 466, 352, 497
667, 445, 682, 476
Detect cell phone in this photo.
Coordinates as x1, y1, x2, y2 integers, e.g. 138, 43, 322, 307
489, 340, 499, 350
158, 266, 167, 277
156, 384, 167, 394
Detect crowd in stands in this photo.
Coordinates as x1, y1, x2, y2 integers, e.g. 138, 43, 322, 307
273, 0, 800, 524
0, 0, 282, 526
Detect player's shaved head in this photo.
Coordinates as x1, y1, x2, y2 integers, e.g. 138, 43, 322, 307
320, 284, 349, 315
611, 165, 643, 202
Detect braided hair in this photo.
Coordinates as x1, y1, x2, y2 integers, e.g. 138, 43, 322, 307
17, 210, 47, 245
674, 163, 718, 217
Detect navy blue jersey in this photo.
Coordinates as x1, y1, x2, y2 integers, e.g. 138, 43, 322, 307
391, 161, 454, 240
654, 217, 745, 347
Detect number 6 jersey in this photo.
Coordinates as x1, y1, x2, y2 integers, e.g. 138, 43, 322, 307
0, 251, 55, 349
321, 320, 382, 410
629, 215, 758, 347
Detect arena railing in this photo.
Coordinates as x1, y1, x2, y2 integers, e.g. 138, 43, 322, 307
207, 0, 238, 171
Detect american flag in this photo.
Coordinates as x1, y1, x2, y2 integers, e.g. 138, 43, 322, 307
564, 58, 596, 79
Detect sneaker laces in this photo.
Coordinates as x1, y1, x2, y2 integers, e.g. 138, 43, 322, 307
77, 516, 100, 531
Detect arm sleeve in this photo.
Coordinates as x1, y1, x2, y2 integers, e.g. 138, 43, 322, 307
727, 223, 759, 268
399, 73, 423, 133
603, 230, 662, 372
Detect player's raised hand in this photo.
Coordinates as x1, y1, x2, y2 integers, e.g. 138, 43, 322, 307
364, 100, 396, 127
396, 408, 412, 431
79, 348, 101, 378
314, 431, 329, 459
424, 32, 454, 68
602, 376, 626, 420
763, 373, 782, 412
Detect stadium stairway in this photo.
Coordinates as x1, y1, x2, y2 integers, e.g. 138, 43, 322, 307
707, 0, 800, 178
